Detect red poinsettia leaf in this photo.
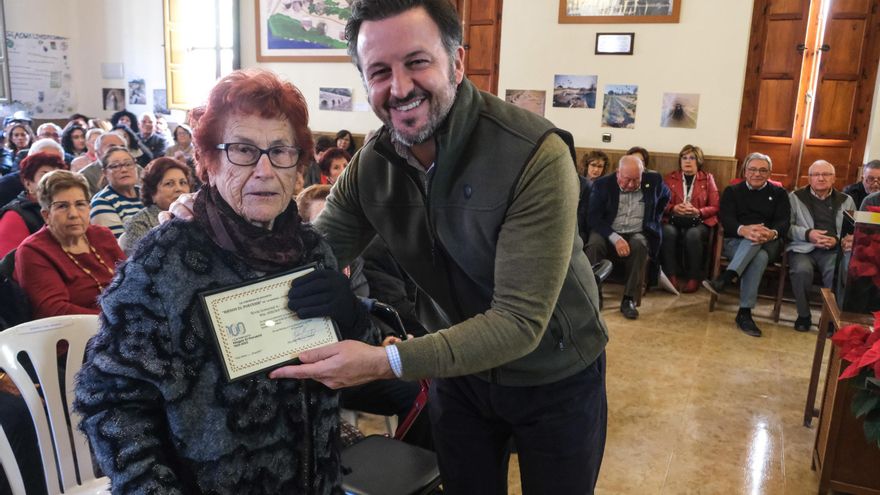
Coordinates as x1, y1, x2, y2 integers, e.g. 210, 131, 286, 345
866, 329, 880, 347
873, 311, 880, 331
857, 345, 880, 369
841, 362, 864, 379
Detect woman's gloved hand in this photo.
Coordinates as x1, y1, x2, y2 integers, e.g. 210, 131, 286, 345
288, 269, 365, 338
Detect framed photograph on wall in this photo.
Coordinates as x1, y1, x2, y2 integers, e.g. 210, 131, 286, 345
255, 0, 351, 62
595, 33, 634, 55
559, 0, 681, 24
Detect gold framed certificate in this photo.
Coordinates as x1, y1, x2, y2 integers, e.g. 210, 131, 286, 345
199, 264, 340, 382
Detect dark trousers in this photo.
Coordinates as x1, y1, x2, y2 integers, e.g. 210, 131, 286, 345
0, 391, 46, 495
429, 352, 607, 495
660, 223, 709, 280
585, 232, 649, 298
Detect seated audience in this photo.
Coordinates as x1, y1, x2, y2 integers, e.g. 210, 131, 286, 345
70, 128, 104, 172
155, 115, 174, 146
787, 160, 855, 331
77, 132, 128, 197
119, 158, 191, 254
703, 152, 790, 337
304, 135, 336, 187
0, 153, 67, 257
2, 122, 34, 172
319, 147, 351, 185
14, 170, 124, 318
586, 154, 670, 319
0, 138, 66, 207
626, 146, 652, 171
336, 128, 357, 156
138, 112, 167, 159
112, 123, 153, 167
579, 150, 610, 181
110, 109, 138, 132
61, 124, 88, 157
844, 160, 880, 208
90, 146, 145, 238
35, 123, 62, 143
660, 144, 719, 293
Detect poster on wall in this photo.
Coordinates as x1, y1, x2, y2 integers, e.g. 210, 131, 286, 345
128, 79, 147, 105
553, 74, 597, 109
601, 84, 638, 129
319, 88, 352, 111
660, 92, 699, 129
153, 89, 169, 115
103, 88, 124, 111
559, 0, 681, 24
255, 0, 351, 62
6, 31, 75, 117
505, 90, 547, 116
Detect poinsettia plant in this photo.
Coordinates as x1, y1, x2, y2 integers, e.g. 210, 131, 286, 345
831, 311, 880, 448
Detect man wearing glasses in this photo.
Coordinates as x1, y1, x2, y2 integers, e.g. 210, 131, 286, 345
786, 160, 856, 331
843, 160, 880, 209
703, 152, 790, 337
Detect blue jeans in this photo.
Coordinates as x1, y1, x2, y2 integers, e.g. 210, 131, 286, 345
428, 353, 607, 495
722, 238, 782, 308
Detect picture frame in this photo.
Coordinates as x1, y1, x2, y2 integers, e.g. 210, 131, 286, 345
255, 0, 351, 62
559, 0, 681, 24
595, 33, 635, 55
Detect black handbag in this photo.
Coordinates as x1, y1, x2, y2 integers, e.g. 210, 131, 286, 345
670, 214, 702, 229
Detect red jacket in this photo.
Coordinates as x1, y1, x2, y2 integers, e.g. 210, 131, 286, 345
663, 169, 720, 227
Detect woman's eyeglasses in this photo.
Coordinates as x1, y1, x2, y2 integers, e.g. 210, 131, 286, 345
217, 143, 301, 169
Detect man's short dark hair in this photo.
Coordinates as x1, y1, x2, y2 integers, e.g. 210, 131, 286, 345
345, 0, 463, 71
865, 159, 880, 171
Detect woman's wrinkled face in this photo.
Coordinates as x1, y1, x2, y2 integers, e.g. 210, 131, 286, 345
211, 113, 299, 228
103, 150, 138, 191
43, 187, 90, 241
153, 167, 191, 211
11, 127, 29, 149
680, 152, 698, 175
72, 129, 86, 151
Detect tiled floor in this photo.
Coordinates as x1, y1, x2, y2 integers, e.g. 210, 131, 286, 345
359, 285, 828, 494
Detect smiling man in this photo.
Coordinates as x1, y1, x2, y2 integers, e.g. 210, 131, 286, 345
275, 0, 609, 492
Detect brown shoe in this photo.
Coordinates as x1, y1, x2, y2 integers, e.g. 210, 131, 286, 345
682, 279, 700, 293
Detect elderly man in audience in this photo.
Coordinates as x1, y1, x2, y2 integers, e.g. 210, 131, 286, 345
89, 146, 144, 238
0, 138, 66, 207
35, 122, 62, 143
138, 112, 167, 159
586, 154, 670, 319
843, 160, 880, 209
703, 152, 790, 337
77, 132, 127, 197
786, 160, 856, 331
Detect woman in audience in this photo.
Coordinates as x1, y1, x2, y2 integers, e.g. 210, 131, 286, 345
3, 123, 35, 169
70, 128, 104, 172
0, 153, 68, 257
75, 69, 375, 493
319, 147, 351, 185
626, 146, 651, 170
579, 150, 610, 181
61, 124, 88, 158
166, 123, 195, 164
110, 109, 139, 134
119, 157, 191, 254
660, 144, 719, 293
13, 170, 124, 318
336, 128, 357, 155
89, 146, 145, 238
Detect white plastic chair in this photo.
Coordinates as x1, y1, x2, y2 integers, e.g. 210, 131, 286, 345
0, 424, 27, 495
0, 315, 110, 494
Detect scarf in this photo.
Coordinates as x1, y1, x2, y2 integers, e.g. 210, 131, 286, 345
193, 185, 319, 273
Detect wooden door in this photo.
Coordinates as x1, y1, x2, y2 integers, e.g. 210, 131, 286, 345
455, 0, 503, 94
800, 0, 880, 189
735, 0, 813, 188
736, 0, 880, 189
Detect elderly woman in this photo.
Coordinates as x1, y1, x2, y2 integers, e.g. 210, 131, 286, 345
660, 144, 719, 293
318, 147, 351, 185
166, 123, 195, 164
578, 150, 610, 181
89, 146, 145, 238
0, 152, 68, 257
119, 157, 191, 254
75, 69, 374, 494
13, 170, 124, 318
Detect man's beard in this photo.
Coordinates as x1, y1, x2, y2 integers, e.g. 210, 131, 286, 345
377, 63, 459, 147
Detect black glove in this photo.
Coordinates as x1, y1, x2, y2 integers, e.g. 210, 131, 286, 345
288, 269, 366, 338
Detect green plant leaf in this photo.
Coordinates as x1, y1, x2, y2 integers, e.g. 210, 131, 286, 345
864, 418, 880, 447
868, 377, 880, 389
852, 391, 880, 418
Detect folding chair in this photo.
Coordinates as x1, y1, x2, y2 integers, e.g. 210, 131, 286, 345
0, 315, 110, 494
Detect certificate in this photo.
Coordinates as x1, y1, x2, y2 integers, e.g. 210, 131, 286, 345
200, 264, 340, 382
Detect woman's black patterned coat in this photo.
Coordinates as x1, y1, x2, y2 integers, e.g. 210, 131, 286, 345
74, 220, 361, 494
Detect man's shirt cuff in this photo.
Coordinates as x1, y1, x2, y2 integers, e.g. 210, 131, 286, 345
385, 345, 403, 378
